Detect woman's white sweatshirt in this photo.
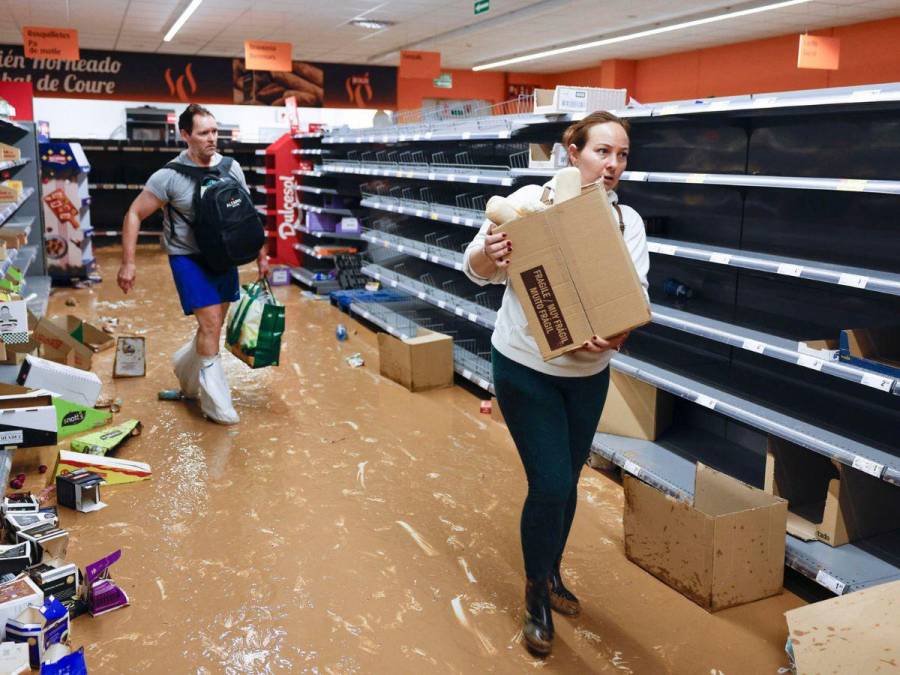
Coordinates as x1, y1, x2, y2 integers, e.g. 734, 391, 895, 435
462, 179, 650, 377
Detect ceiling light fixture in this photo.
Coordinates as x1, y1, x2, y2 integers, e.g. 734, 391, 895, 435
163, 0, 204, 42
350, 19, 395, 30
472, 0, 814, 71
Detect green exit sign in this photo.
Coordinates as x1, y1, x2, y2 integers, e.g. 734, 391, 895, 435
474, 0, 489, 15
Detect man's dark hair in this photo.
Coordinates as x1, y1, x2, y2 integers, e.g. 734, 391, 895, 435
178, 103, 215, 134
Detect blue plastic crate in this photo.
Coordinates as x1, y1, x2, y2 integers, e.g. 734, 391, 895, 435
329, 288, 408, 311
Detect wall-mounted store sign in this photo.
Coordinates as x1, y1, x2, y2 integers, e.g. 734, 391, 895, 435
400, 51, 441, 79
0, 44, 397, 109
244, 41, 293, 72
797, 34, 840, 70
22, 26, 79, 61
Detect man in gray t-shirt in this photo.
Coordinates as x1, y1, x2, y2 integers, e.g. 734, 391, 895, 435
116, 104, 268, 425
144, 149, 249, 256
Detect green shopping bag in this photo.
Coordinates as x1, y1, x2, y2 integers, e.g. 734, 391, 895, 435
225, 279, 285, 368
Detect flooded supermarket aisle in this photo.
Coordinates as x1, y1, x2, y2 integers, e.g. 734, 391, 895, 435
58, 246, 804, 674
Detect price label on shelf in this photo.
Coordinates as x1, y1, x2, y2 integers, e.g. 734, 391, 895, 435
462, 132, 471, 140
861, 373, 894, 392
777, 263, 804, 277
454, 307, 464, 317
465, 219, 475, 227
851, 456, 885, 478
428, 173, 436, 180
425, 132, 433, 139
415, 210, 425, 218
462, 369, 472, 380
469, 176, 478, 183
497, 130, 510, 139
751, 97, 778, 108
797, 355, 824, 371
815, 569, 846, 595
622, 459, 642, 479
626, 171, 648, 181
849, 88, 881, 101
657, 105, 680, 116
646, 242, 660, 253
501, 178, 513, 186
836, 179, 868, 192
413, 134, 421, 141
686, 174, 707, 184
694, 394, 717, 410
657, 244, 678, 256
451, 216, 460, 224
417, 292, 426, 300
447, 175, 456, 182
708, 100, 731, 111
437, 300, 446, 309
430, 213, 439, 221
467, 312, 478, 323
709, 252, 732, 265
837, 273, 868, 289
742, 339, 766, 354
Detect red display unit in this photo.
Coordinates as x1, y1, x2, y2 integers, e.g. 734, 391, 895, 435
257, 133, 300, 267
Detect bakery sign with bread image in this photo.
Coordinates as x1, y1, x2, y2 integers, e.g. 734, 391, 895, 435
0, 44, 397, 109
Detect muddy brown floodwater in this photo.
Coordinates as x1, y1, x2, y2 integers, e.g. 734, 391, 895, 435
51, 246, 805, 673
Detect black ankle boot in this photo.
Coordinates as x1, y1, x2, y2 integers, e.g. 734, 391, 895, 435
523, 578, 554, 656
549, 564, 581, 616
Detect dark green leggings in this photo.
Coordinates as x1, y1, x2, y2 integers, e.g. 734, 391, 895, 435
492, 347, 611, 581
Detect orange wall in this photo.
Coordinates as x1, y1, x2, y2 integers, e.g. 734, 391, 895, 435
398, 16, 900, 109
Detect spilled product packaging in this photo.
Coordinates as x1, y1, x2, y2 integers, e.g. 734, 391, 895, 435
378, 329, 453, 392
0, 390, 57, 450
0, 576, 42, 640
623, 464, 787, 611
55, 450, 151, 485
53, 397, 111, 439
5, 596, 69, 669
495, 184, 651, 360
0, 641, 28, 674
56, 469, 106, 513
28, 562, 81, 613
85, 549, 129, 617
113, 336, 146, 378
16, 356, 102, 407
69, 420, 141, 456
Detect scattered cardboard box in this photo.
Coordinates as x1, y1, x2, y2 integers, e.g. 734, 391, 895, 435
34, 316, 114, 371
16, 355, 102, 407
0, 391, 57, 450
839, 326, 900, 379
113, 336, 145, 378
797, 337, 840, 362
70, 419, 140, 456
0, 576, 42, 640
496, 185, 651, 360
785, 578, 900, 674
5, 596, 69, 669
9, 446, 59, 491
764, 437, 900, 547
15, 524, 68, 566
55, 450, 151, 485
378, 329, 454, 392
624, 464, 787, 611
598, 370, 673, 441
40, 644, 87, 674
1, 494, 39, 516
0, 543, 31, 576
28, 562, 80, 613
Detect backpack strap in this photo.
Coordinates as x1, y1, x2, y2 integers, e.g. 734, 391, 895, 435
612, 202, 625, 234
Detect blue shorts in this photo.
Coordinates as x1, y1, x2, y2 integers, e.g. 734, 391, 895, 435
168, 255, 239, 316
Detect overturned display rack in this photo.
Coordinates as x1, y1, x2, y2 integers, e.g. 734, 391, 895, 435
327, 83, 900, 596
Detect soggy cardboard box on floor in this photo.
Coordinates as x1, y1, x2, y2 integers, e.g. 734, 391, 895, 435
495, 185, 651, 361
764, 437, 900, 547
378, 329, 453, 392
785, 578, 900, 673
35, 315, 114, 371
624, 464, 787, 611
0, 391, 57, 450
598, 370, 673, 440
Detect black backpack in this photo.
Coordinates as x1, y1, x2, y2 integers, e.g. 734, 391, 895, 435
166, 157, 265, 272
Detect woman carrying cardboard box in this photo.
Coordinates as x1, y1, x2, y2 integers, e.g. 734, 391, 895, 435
463, 111, 650, 656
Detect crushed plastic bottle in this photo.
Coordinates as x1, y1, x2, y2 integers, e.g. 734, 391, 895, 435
336, 323, 348, 341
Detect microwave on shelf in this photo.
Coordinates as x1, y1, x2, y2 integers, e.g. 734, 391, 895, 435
125, 106, 176, 142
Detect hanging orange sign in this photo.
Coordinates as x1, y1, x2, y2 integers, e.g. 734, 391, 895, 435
797, 34, 840, 70
244, 41, 292, 72
22, 26, 80, 61
400, 51, 441, 79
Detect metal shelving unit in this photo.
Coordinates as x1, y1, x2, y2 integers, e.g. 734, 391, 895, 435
335, 84, 900, 596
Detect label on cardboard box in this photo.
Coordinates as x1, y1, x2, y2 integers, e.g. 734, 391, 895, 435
556, 88, 588, 112
0, 430, 23, 444
519, 265, 573, 351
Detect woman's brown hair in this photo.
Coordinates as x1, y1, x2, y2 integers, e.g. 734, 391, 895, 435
562, 111, 630, 151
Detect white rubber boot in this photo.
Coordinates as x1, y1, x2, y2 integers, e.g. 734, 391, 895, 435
198, 354, 240, 425
172, 336, 201, 399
